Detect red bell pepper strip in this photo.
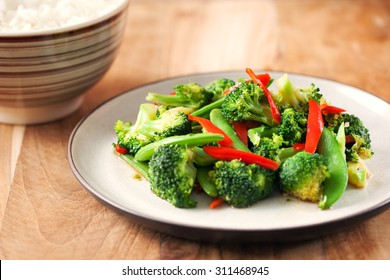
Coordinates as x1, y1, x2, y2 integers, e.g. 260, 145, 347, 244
209, 197, 224, 209
188, 115, 234, 147
305, 100, 324, 153
223, 73, 271, 96
245, 73, 271, 86
115, 143, 128, 155
232, 121, 248, 147
203, 146, 279, 170
292, 143, 305, 151
345, 135, 355, 143
246, 68, 281, 125
320, 104, 346, 115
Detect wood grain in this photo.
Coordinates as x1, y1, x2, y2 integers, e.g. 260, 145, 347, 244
0, 0, 389, 260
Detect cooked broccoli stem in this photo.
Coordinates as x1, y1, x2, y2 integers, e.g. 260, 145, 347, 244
149, 144, 197, 208
247, 126, 278, 146
274, 73, 322, 112
146, 82, 213, 109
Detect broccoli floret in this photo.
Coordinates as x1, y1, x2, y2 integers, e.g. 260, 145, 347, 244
325, 113, 373, 162
278, 108, 307, 146
274, 74, 323, 112
204, 78, 236, 102
221, 81, 275, 126
252, 133, 284, 161
146, 82, 213, 110
279, 152, 330, 202
156, 105, 194, 118
249, 131, 300, 163
114, 103, 192, 154
209, 159, 276, 208
114, 103, 157, 154
148, 144, 197, 208
137, 108, 192, 140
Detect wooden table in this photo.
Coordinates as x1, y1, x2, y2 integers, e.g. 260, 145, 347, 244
1, 0, 389, 260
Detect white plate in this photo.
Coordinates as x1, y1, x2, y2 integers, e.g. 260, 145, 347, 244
68, 71, 390, 242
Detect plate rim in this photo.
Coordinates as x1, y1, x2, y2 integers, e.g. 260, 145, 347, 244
68, 70, 390, 242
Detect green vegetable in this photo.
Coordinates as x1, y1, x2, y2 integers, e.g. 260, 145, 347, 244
146, 82, 213, 110
273, 73, 322, 112
247, 126, 278, 146
115, 149, 150, 180
277, 108, 307, 146
114, 103, 192, 155
221, 81, 275, 127
137, 107, 192, 140
347, 158, 370, 188
114, 103, 156, 154
204, 78, 236, 102
209, 108, 250, 152
251, 133, 284, 161
149, 144, 197, 208
196, 166, 218, 197
209, 159, 276, 208
325, 113, 373, 162
134, 132, 224, 161
317, 127, 348, 209
190, 98, 224, 118
193, 146, 217, 166
279, 151, 330, 203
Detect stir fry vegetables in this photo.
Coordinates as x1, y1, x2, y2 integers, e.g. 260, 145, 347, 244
113, 69, 374, 209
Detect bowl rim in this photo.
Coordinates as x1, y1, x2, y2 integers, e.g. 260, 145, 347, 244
0, 0, 129, 38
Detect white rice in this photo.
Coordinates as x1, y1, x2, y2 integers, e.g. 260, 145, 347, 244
0, 0, 126, 32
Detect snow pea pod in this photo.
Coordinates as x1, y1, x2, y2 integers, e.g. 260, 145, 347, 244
209, 109, 251, 152
317, 127, 348, 210
134, 133, 223, 162
196, 166, 218, 197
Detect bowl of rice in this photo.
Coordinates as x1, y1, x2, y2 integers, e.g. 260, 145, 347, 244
0, 0, 129, 124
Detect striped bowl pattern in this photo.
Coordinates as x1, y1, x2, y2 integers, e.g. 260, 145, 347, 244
0, 0, 129, 124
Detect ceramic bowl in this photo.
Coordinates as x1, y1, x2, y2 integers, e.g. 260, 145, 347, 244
0, 0, 129, 124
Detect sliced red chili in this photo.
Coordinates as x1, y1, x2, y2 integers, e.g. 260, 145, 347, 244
188, 115, 234, 147
203, 146, 279, 170
246, 68, 281, 125
305, 100, 324, 153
